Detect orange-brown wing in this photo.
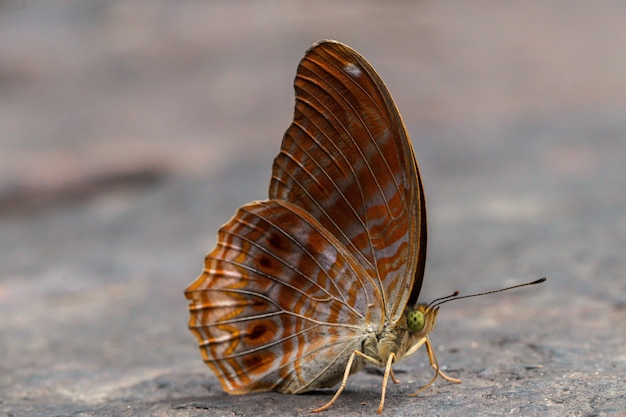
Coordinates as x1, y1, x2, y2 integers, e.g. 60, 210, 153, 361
269, 40, 427, 321
185, 200, 378, 394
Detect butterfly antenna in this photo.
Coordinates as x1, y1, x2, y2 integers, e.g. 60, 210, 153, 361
426, 291, 460, 309
431, 278, 547, 309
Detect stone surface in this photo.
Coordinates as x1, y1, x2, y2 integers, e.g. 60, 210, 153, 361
0, 1, 624, 416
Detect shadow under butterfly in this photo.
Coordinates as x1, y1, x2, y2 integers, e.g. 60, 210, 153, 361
185, 39, 546, 414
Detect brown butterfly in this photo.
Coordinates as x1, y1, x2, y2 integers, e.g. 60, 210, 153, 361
185, 39, 545, 413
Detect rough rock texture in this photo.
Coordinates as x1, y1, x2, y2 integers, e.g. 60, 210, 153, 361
1, 1, 624, 416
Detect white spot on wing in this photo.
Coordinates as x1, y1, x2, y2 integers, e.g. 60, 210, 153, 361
344, 63, 362, 78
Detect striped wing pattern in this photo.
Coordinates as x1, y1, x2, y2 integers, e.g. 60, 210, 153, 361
185, 40, 426, 394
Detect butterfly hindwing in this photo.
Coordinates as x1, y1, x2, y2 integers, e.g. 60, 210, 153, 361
185, 200, 378, 393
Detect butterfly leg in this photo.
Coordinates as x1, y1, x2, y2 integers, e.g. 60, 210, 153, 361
312, 350, 384, 413
408, 336, 460, 397
389, 366, 401, 384
377, 352, 397, 414
424, 336, 461, 384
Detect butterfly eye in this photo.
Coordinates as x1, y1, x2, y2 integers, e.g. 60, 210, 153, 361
407, 310, 425, 332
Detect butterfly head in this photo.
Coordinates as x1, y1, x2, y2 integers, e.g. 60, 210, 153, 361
402, 289, 461, 338
405, 304, 439, 337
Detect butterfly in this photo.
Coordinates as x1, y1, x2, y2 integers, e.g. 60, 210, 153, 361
185, 39, 545, 413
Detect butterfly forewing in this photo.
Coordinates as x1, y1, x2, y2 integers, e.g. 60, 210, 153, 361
269, 41, 426, 320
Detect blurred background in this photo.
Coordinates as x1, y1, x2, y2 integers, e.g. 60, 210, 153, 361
1, 1, 624, 416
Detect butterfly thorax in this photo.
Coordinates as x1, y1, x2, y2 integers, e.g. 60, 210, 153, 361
362, 305, 439, 367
